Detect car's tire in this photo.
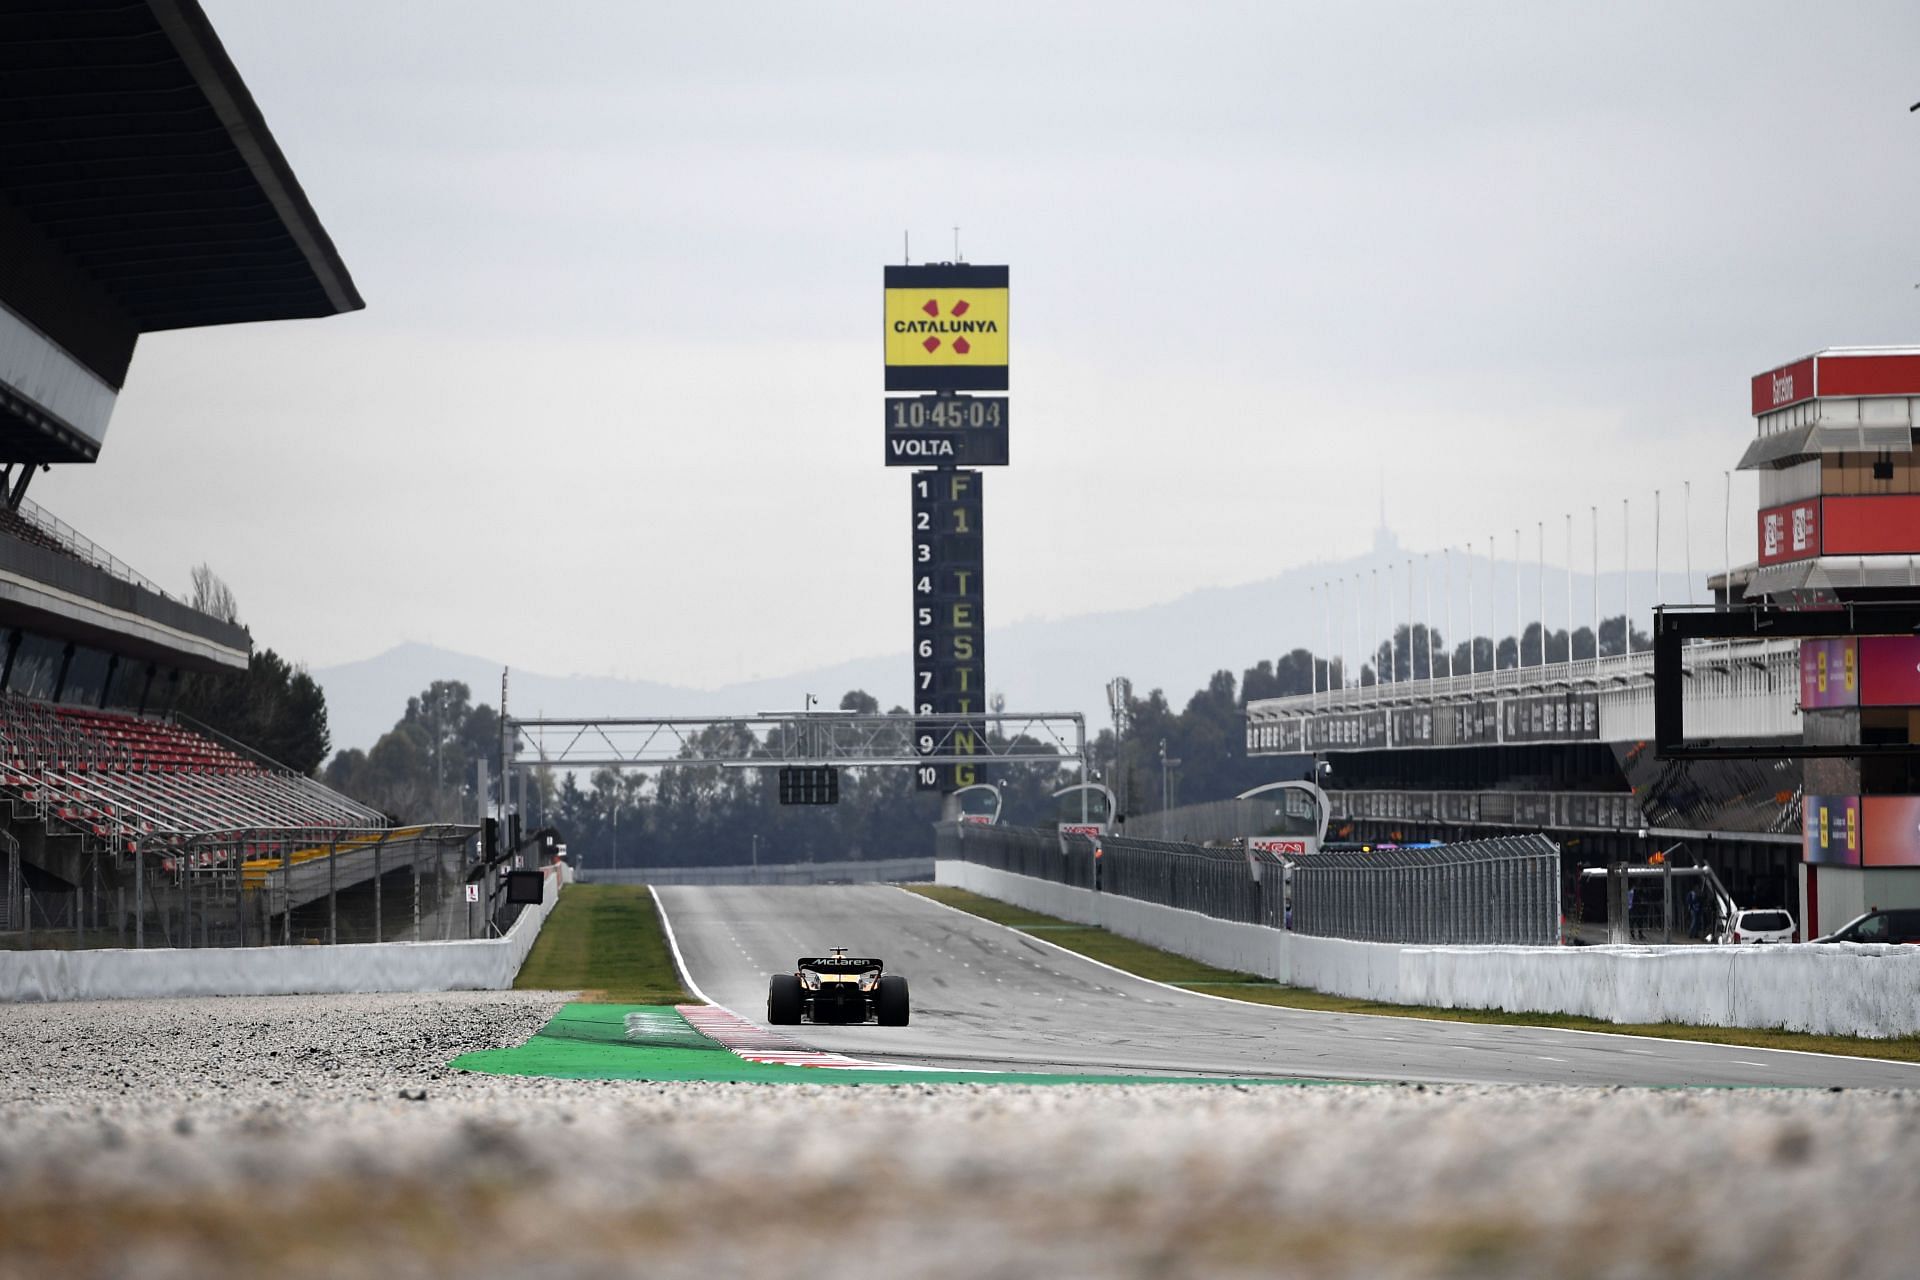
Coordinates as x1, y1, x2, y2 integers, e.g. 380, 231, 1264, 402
767, 973, 804, 1025
876, 974, 909, 1026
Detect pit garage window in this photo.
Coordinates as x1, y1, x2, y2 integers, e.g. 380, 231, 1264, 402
58, 646, 111, 707
103, 656, 152, 712
6, 633, 64, 699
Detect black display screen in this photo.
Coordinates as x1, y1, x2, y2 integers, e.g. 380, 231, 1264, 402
883, 396, 1009, 467
910, 468, 986, 791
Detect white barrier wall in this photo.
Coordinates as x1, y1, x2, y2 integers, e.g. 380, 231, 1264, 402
935, 861, 1920, 1038
939, 861, 1285, 979
0, 865, 565, 1003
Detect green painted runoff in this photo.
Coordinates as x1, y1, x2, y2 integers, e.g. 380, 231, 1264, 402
452, 1003, 1338, 1086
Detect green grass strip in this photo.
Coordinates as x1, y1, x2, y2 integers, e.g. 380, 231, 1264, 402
451, 1003, 1335, 1085
514, 884, 693, 1005
904, 885, 1920, 1064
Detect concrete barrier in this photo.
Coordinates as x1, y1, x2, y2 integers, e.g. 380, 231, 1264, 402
0, 865, 566, 1003
938, 860, 1285, 980
935, 860, 1920, 1038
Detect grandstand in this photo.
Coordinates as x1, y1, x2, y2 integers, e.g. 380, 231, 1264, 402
0, 2, 423, 944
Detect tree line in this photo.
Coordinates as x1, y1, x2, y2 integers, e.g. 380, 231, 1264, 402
171, 566, 331, 774
184, 563, 1649, 865
317, 685, 1075, 870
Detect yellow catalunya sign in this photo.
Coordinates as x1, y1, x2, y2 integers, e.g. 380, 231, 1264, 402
884, 264, 1008, 390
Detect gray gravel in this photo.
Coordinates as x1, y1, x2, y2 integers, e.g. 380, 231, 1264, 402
1, 991, 1916, 1279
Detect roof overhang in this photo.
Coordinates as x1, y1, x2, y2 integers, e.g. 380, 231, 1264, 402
1737, 420, 1914, 470
0, 1, 362, 466
1745, 555, 1920, 599
0, 0, 363, 333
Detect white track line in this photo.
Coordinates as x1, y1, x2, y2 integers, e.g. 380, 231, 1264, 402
648, 884, 721, 1010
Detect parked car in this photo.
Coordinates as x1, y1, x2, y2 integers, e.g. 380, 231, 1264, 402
1810, 908, 1920, 945
1721, 908, 1795, 945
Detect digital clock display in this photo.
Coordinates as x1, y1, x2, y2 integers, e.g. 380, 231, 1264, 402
884, 396, 1007, 430
883, 396, 1009, 467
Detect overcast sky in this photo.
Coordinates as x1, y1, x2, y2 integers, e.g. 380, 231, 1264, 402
41, 1, 1920, 689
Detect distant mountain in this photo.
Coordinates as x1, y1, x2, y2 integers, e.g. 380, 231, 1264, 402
313, 533, 1704, 753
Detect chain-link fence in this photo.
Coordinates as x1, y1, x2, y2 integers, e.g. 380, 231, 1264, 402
937, 824, 1559, 946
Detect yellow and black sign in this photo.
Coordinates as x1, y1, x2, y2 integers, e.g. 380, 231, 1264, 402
884, 264, 1008, 391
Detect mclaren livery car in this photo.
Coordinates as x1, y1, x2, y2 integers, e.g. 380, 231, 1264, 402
767, 948, 909, 1026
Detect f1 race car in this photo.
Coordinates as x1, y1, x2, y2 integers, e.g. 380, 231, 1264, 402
767, 947, 909, 1026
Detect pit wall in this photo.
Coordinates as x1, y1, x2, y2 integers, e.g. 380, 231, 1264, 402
936, 860, 1920, 1039
0, 864, 567, 1003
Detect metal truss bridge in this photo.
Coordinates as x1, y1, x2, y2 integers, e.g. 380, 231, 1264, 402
504, 710, 1086, 772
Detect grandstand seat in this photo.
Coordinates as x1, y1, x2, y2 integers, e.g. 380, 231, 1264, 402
0, 694, 375, 850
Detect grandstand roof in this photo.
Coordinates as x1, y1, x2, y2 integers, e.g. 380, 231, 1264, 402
0, 0, 363, 339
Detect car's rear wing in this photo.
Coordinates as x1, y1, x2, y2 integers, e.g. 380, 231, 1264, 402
796, 956, 882, 972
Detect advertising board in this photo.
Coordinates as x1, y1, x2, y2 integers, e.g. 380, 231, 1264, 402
1802, 795, 1861, 867
1820, 495, 1920, 557
1447, 700, 1501, 746
884, 265, 1009, 391
1757, 498, 1820, 566
1811, 350, 1920, 399
1751, 356, 1815, 416
1057, 822, 1103, 855
1860, 795, 1920, 867
1799, 637, 1858, 709
1502, 691, 1600, 743
1751, 350, 1920, 416
1303, 709, 1388, 751
1390, 706, 1435, 746
1858, 636, 1920, 707
1246, 719, 1304, 755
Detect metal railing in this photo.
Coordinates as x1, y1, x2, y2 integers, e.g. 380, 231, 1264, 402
1246, 637, 1802, 739
1289, 835, 1560, 945
13, 495, 174, 600
1088, 833, 1282, 926
0, 827, 16, 931
938, 824, 1560, 945
581, 857, 933, 886
1, 824, 487, 950
938, 823, 1095, 889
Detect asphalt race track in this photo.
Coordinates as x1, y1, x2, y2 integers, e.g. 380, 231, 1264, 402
655, 884, 1920, 1089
